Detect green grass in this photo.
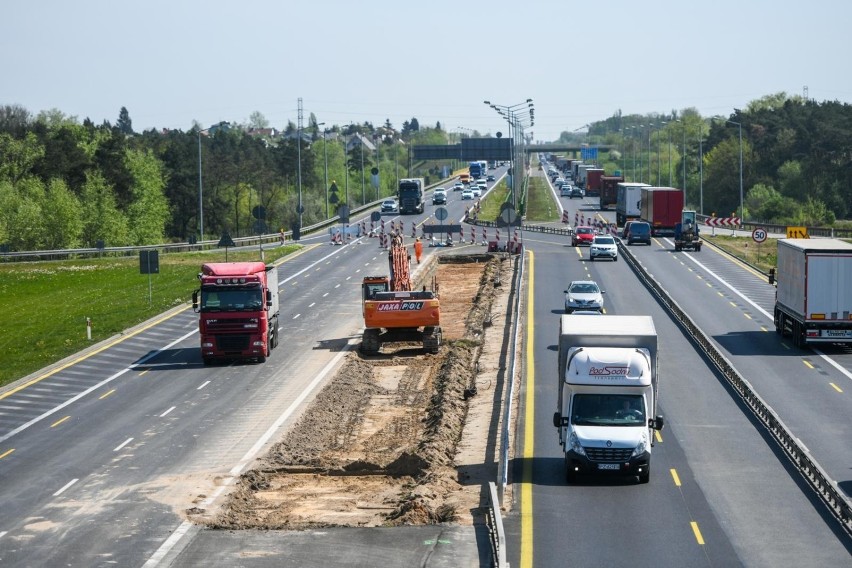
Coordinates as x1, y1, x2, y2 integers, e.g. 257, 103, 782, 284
477, 181, 511, 220
524, 177, 560, 222
701, 235, 777, 273
0, 245, 300, 387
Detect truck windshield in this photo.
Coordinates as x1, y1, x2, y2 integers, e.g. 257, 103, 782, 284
571, 394, 645, 426
201, 287, 263, 311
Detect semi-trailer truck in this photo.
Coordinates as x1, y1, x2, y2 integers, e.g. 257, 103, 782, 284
192, 262, 280, 364
640, 187, 684, 235
397, 178, 425, 214
553, 315, 664, 483
774, 238, 852, 348
599, 175, 625, 210
615, 182, 650, 226
584, 168, 605, 197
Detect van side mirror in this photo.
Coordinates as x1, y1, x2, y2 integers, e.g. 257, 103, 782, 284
552, 412, 561, 428
192, 290, 199, 312
266, 289, 272, 306
650, 415, 665, 431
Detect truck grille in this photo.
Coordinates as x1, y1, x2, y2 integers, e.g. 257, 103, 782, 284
216, 335, 250, 352
584, 447, 633, 462
206, 318, 257, 332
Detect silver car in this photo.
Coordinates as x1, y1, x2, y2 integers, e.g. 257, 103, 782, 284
564, 280, 605, 313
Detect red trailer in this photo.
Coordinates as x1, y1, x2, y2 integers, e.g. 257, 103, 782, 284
640, 187, 684, 235
584, 169, 606, 197
598, 175, 625, 210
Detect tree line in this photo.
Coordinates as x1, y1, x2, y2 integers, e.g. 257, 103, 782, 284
566, 93, 852, 225
0, 105, 451, 251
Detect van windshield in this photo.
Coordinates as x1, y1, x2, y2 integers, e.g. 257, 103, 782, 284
571, 394, 645, 426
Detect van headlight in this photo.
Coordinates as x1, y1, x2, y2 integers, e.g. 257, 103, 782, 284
631, 433, 648, 458
568, 432, 586, 457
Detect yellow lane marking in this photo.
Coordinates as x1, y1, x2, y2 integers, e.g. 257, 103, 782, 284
760, 326, 768, 332
717, 292, 724, 297
691, 521, 705, 545
781, 343, 791, 350
706, 282, 712, 287
0, 449, 14, 459
99, 389, 116, 400
803, 360, 815, 369
654, 430, 663, 443
729, 301, 737, 307
51, 416, 70, 428
0, 305, 193, 403
670, 469, 682, 487
138, 369, 150, 377
830, 383, 843, 393
520, 250, 535, 568
744, 314, 752, 320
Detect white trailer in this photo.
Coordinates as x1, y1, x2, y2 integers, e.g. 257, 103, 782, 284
774, 238, 852, 347
553, 315, 664, 483
615, 182, 650, 226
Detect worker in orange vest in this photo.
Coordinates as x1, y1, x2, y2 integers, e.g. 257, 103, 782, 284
414, 238, 423, 264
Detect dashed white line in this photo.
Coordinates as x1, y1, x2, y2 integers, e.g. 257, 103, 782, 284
53, 478, 79, 496
113, 437, 134, 452
293, 314, 301, 319
0, 531, 7, 538
160, 406, 176, 417
322, 292, 329, 297
309, 302, 316, 308
197, 380, 211, 390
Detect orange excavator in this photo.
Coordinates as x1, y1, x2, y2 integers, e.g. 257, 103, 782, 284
361, 234, 441, 354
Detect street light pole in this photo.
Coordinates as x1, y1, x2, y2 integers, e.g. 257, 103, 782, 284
318, 123, 328, 218
197, 129, 204, 243
296, 98, 303, 239
727, 119, 744, 223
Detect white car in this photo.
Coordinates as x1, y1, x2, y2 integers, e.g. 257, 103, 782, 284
471, 187, 482, 198
432, 189, 447, 205
589, 234, 618, 261
461, 189, 474, 200
380, 199, 397, 213
564, 280, 605, 313
476, 179, 487, 190
453, 182, 464, 191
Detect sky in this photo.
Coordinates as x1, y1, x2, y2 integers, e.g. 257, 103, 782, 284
3, 0, 851, 143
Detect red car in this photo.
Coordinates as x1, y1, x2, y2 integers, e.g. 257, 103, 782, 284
572, 226, 596, 247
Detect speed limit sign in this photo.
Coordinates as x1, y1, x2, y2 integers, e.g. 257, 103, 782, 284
752, 227, 768, 243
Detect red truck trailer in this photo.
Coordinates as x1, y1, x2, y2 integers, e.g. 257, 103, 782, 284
598, 175, 625, 210
584, 168, 606, 197
192, 262, 280, 364
640, 187, 684, 235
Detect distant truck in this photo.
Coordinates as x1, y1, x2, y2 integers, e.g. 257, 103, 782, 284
469, 161, 484, 179
599, 175, 625, 210
397, 178, 425, 214
615, 182, 649, 226
774, 238, 852, 348
193, 262, 280, 364
640, 187, 684, 235
673, 210, 701, 251
572, 161, 585, 181
553, 315, 664, 484
584, 168, 606, 197
576, 164, 595, 189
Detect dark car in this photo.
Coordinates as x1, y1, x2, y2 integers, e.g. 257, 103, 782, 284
568, 187, 583, 199
486, 174, 496, 182
626, 221, 652, 245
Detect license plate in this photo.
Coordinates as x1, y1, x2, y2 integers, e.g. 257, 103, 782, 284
824, 330, 852, 338
597, 463, 620, 470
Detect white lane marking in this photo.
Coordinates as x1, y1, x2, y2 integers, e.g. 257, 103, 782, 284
197, 381, 211, 390
322, 293, 329, 297
293, 314, 301, 320
0, 531, 6, 538
53, 478, 79, 496
676, 247, 852, 383
278, 241, 362, 289
143, 341, 356, 567
309, 302, 316, 308
113, 438, 134, 452
160, 406, 176, 417
0, 329, 196, 445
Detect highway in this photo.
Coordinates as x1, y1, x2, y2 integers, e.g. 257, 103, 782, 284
1, 163, 850, 566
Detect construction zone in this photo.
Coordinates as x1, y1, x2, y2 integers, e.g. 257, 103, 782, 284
208, 247, 520, 530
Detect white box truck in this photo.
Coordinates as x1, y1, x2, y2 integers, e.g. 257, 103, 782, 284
773, 238, 852, 348
553, 315, 664, 484
615, 182, 650, 226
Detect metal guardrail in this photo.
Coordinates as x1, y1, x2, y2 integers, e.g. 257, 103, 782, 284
496, 249, 525, 506
696, 214, 852, 239
618, 240, 852, 537
487, 481, 509, 568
